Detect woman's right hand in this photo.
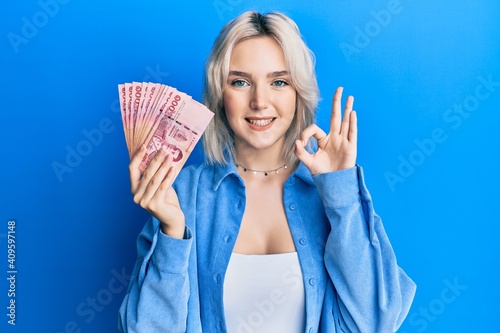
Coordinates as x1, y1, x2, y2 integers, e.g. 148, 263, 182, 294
129, 145, 185, 239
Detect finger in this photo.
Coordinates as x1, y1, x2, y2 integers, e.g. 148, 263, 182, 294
348, 110, 357, 144
133, 148, 167, 202
340, 95, 354, 137
141, 153, 173, 204
129, 144, 147, 194
330, 87, 344, 135
294, 140, 314, 167
158, 163, 178, 200
299, 124, 328, 146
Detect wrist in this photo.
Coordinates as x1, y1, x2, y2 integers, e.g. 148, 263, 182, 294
159, 215, 186, 239
160, 223, 185, 239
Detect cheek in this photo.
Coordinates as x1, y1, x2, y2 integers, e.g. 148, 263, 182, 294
223, 93, 233, 117
223, 91, 243, 118
222, 93, 238, 128
280, 92, 297, 119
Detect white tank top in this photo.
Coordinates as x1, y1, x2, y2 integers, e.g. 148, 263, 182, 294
223, 252, 306, 333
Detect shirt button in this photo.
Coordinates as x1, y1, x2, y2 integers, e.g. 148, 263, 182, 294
289, 178, 295, 185
289, 204, 296, 211
223, 235, 232, 243
299, 238, 307, 246
308, 328, 314, 333
309, 278, 315, 286
214, 274, 221, 284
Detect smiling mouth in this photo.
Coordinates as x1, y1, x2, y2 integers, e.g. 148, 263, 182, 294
245, 118, 276, 126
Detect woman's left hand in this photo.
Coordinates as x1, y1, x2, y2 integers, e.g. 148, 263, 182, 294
295, 86, 357, 174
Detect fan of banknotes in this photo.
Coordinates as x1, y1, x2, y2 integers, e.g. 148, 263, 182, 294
118, 82, 214, 173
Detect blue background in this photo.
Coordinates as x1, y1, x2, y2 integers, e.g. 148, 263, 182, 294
1, 0, 499, 332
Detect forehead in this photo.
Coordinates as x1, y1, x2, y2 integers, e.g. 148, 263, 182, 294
229, 36, 287, 72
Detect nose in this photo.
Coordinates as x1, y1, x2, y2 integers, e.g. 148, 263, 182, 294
249, 83, 268, 111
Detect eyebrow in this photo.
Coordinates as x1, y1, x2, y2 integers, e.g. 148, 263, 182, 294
228, 70, 290, 79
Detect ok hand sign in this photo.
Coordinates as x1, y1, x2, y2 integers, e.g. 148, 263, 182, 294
295, 87, 357, 174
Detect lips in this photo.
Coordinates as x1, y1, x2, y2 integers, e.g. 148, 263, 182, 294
245, 117, 276, 127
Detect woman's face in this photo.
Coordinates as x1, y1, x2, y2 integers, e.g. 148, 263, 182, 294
223, 36, 297, 155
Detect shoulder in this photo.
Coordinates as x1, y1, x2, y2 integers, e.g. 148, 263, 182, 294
175, 162, 207, 187
174, 161, 222, 193
177, 162, 205, 179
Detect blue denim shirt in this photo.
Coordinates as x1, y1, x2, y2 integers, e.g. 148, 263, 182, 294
119, 162, 416, 332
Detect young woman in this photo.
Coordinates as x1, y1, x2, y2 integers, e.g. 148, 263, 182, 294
119, 11, 416, 333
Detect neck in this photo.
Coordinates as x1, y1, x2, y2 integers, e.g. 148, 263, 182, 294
234, 142, 286, 172
234, 140, 296, 181
236, 162, 288, 176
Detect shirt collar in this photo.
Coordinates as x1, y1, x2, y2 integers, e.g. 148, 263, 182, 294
211, 160, 314, 191
212, 162, 241, 191
293, 162, 315, 186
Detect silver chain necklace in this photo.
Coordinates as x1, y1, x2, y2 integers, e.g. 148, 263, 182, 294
235, 163, 288, 176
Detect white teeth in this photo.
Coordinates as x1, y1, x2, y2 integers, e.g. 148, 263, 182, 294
248, 118, 273, 126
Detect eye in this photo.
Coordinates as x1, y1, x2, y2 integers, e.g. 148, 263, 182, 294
272, 80, 289, 87
231, 79, 249, 87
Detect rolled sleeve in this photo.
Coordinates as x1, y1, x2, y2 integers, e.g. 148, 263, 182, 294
312, 166, 361, 208
152, 226, 193, 274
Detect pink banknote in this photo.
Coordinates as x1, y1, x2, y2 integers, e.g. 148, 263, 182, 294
118, 82, 214, 173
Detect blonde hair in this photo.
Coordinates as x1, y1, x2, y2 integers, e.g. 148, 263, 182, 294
202, 11, 319, 165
